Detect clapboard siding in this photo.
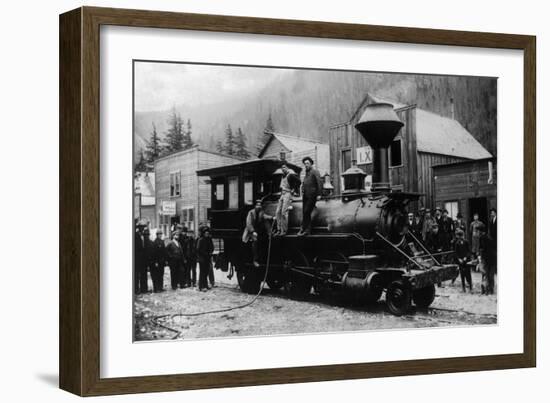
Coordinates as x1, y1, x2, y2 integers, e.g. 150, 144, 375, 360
417, 153, 467, 208
154, 147, 242, 234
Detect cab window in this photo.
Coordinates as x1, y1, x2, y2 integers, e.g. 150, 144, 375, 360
228, 176, 239, 209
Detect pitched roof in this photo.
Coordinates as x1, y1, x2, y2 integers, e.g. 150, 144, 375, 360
352, 93, 492, 160
259, 131, 327, 157
415, 109, 492, 159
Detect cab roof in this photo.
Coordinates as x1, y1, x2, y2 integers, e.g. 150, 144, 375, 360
196, 158, 302, 178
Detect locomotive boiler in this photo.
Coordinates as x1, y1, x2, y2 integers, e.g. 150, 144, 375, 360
197, 103, 458, 315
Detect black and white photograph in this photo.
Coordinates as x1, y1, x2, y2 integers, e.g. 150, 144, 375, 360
132, 61, 498, 341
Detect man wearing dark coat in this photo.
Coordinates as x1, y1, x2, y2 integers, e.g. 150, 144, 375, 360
478, 223, 497, 295
242, 200, 274, 266
438, 209, 455, 250
150, 229, 167, 292
298, 156, 323, 236
178, 226, 192, 288
166, 231, 186, 290
185, 228, 197, 287
134, 220, 149, 294
453, 229, 472, 292
426, 223, 444, 254
197, 227, 214, 291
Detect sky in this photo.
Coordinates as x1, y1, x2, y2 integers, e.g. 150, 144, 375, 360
134, 61, 289, 112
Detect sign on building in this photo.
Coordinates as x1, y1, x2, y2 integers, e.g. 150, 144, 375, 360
161, 200, 176, 215
356, 146, 373, 165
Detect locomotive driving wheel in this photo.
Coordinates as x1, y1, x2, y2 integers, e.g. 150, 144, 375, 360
386, 280, 412, 316
236, 264, 262, 294
283, 249, 313, 299
412, 284, 436, 309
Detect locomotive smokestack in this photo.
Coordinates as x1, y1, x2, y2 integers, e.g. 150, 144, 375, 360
354, 103, 404, 192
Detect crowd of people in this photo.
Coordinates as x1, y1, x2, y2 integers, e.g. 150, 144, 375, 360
407, 206, 498, 295
134, 221, 215, 294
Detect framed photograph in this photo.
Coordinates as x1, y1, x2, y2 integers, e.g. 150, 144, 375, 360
59, 6, 536, 396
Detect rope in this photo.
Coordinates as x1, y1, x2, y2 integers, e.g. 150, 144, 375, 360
150, 225, 275, 339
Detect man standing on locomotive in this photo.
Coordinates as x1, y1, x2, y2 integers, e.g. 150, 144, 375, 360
274, 163, 300, 236
298, 156, 323, 236
242, 200, 274, 267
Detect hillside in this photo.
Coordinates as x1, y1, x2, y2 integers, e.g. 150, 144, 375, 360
134, 69, 497, 159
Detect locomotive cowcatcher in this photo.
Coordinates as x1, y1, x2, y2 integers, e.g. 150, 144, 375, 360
197, 103, 458, 315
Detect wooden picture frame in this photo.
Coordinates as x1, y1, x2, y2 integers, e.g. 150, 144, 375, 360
59, 6, 536, 396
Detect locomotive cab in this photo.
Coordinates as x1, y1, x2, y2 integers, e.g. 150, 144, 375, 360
197, 159, 301, 239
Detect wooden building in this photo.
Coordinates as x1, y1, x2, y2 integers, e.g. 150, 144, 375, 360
433, 157, 497, 225
154, 146, 243, 236
258, 131, 331, 177
329, 93, 492, 208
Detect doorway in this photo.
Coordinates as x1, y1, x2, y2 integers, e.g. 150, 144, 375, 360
468, 197, 488, 224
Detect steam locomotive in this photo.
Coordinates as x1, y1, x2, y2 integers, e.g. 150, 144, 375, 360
197, 103, 458, 315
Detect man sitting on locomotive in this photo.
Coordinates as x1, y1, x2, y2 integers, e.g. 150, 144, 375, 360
298, 156, 323, 236
274, 163, 300, 236
242, 199, 274, 267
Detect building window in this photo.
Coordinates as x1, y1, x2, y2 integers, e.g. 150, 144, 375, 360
215, 183, 224, 200
244, 179, 253, 205
181, 206, 195, 231
444, 201, 459, 220
169, 171, 181, 197
341, 149, 351, 172
228, 176, 239, 209
389, 139, 402, 167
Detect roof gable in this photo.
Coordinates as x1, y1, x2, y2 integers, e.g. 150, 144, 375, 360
350, 92, 492, 160
415, 109, 492, 159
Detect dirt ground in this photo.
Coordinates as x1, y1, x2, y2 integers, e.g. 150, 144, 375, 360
134, 268, 497, 341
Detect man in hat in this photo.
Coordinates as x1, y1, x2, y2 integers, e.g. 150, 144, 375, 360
243, 199, 274, 267
409, 212, 423, 240
150, 229, 167, 292
439, 208, 455, 250
274, 163, 300, 236
470, 212, 484, 255
421, 210, 435, 242
426, 223, 444, 254
177, 226, 193, 287
134, 219, 149, 294
186, 228, 197, 288
454, 212, 467, 236
478, 223, 497, 295
453, 228, 472, 292
197, 227, 214, 291
166, 230, 186, 290
298, 156, 323, 236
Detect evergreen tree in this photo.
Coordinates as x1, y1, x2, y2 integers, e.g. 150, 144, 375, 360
234, 127, 250, 159
163, 108, 185, 154
144, 122, 162, 163
223, 124, 235, 155
135, 148, 147, 172
265, 112, 275, 132
215, 139, 225, 154
183, 118, 194, 150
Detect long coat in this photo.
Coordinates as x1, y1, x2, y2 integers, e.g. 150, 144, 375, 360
166, 240, 185, 266
301, 168, 323, 199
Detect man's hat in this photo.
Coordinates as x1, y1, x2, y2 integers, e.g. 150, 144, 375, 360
302, 156, 314, 165
456, 212, 463, 218
432, 223, 439, 228
176, 224, 184, 230
156, 228, 163, 234
136, 218, 148, 227
455, 228, 464, 236
435, 206, 442, 211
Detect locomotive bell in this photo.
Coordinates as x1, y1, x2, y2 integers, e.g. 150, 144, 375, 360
354, 103, 404, 192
